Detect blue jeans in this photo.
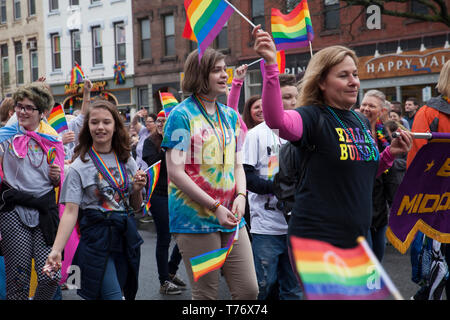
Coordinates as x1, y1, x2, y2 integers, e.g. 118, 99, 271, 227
100, 256, 123, 300
367, 225, 388, 262
0, 256, 5, 300
151, 194, 182, 285
252, 234, 302, 300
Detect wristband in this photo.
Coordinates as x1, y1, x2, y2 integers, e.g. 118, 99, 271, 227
209, 200, 221, 212
236, 192, 247, 200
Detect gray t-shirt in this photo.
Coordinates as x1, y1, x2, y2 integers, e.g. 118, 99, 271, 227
0, 135, 55, 227
60, 152, 138, 212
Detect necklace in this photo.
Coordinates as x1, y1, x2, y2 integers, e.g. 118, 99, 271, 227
375, 119, 390, 149
193, 95, 230, 164
88, 146, 129, 196
197, 94, 215, 103
326, 107, 378, 161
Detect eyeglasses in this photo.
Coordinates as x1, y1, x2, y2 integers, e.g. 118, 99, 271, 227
156, 119, 166, 125
15, 103, 39, 113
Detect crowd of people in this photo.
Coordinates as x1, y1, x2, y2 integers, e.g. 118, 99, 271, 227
0, 25, 448, 301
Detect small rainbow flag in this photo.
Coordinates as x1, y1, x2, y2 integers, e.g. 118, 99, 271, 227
159, 92, 179, 117
143, 160, 161, 216
276, 50, 286, 74
70, 63, 85, 86
190, 227, 239, 282
184, 0, 234, 59
290, 236, 394, 300
271, 0, 314, 51
47, 104, 68, 134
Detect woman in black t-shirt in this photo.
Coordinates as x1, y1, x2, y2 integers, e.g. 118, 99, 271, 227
142, 110, 185, 295
252, 26, 413, 248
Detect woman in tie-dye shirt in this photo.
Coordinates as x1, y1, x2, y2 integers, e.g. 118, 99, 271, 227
162, 48, 258, 300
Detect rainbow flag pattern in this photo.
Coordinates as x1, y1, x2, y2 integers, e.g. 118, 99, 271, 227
190, 227, 239, 282
290, 236, 391, 300
159, 92, 179, 117
183, 16, 197, 42
276, 50, 286, 73
271, 0, 314, 51
70, 63, 85, 86
184, 0, 234, 59
114, 62, 126, 85
47, 104, 68, 134
143, 160, 161, 216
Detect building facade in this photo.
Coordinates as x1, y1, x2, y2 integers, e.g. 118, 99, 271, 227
44, 0, 135, 114
133, 0, 449, 113
0, 0, 45, 99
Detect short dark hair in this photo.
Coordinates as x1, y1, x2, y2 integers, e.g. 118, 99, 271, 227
278, 74, 297, 88
182, 48, 226, 95
405, 97, 419, 106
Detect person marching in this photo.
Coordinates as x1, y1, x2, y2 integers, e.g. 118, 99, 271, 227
162, 48, 258, 300
45, 100, 147, 300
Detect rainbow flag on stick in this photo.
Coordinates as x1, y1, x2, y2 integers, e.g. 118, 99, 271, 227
184, 0, 234, 60
159, 92, 179, 117
47, 104, 68, 134
190, 227, 239, 282
142, 160, 161, 216
70, 63, 85, 86
290, 236, 403, 300
271, 0, 314, 51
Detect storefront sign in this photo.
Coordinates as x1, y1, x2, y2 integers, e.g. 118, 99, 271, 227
64, 80, 107, 95
359, 48, 449, 80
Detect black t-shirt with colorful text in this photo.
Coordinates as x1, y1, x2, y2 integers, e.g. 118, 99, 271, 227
289, 105, 379, 248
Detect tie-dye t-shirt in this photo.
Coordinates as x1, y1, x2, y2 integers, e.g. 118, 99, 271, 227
161, 95, 245, 233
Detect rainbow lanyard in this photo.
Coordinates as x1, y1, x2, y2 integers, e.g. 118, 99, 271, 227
193, 95, 228, 163
88, 146, 129, 197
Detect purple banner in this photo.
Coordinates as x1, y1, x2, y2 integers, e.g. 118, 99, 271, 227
386, 139, 450, 254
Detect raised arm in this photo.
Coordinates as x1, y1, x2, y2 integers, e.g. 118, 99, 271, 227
252, 26, 303, 141
227, 65, 248, 134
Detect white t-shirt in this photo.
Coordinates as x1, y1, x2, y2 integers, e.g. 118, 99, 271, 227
243, 122, 288, 235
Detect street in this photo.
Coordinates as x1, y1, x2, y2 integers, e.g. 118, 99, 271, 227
62, 219, 424, 301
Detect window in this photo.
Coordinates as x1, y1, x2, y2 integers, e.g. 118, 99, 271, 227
49, 0, 58, 12
92, 26, 103, 65
215, 22, 228, 49
70, 0, 79, 5
30, 50, 38, 81
28, 0, 36, 16
71, 30, 81, 66
114, 22, 126, 62
140, 18, 151, 59
14, 0, 21, 20
286, 0, 300, 12
323, 0, 340, 30
15, 41, 23, 84
1, 44, 9, 86
411, 0, 428, 15
252, 0, 265, 29
0, 0, 5, 24
246, 70, 262, 97
138, 87, 149, 108
164, 15, 175, 56
51, 33, 61, 70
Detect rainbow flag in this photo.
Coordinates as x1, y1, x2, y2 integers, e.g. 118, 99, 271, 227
190, 227, 239, 282
271, 0, 314, 51
259, 50, 286, 76
183, 16, 197, 42
159, 92, 179, 117
70, 63, 85, 86
184, 0, 234, 59
47, 104, 68, 134
290, 236, 392, 300
143, 160, 161, 216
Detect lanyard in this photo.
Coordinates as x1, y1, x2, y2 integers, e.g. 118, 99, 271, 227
88, 147, 129, 198
193, 95, 229, 164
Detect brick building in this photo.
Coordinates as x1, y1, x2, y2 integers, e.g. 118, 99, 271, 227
133, 0, 449, 113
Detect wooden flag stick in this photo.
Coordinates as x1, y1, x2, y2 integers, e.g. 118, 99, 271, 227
223, 0, 257, 28
357, 237, 404, 300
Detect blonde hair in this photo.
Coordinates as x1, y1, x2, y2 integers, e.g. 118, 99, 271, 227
436, 60, 450, 97
297, 46, 358, 107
